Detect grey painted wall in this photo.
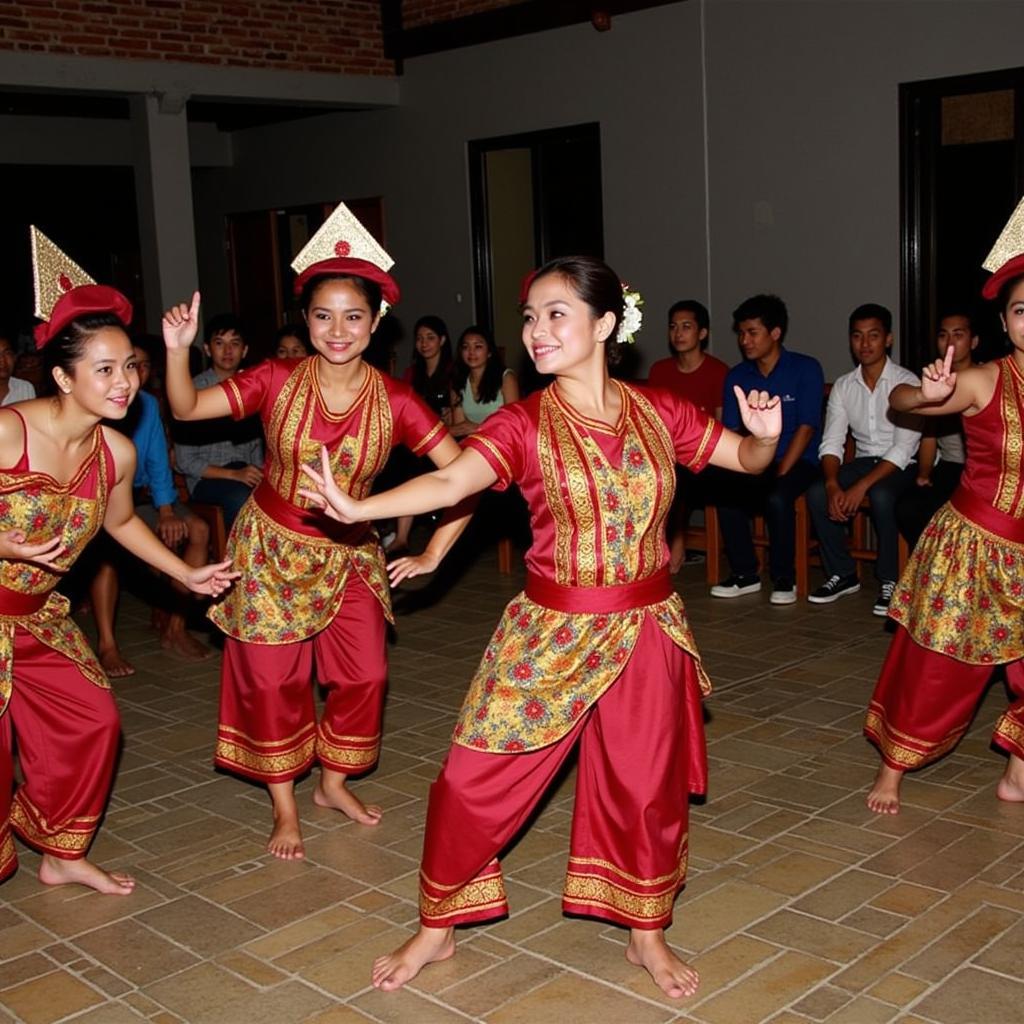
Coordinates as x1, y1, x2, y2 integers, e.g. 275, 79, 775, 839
192, 0, 1024, 379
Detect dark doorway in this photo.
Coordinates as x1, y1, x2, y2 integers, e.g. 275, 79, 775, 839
902, 70, 1023, 368
468, 123, 603, 385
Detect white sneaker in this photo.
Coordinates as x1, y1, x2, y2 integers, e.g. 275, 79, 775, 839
770, 580, 797, 605
710, 575, 762, 598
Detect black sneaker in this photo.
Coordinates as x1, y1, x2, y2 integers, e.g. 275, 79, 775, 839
873, 580, 896, 616
807, 573, 861, 604
710, 574, 761, 598
770, 578, 797, 605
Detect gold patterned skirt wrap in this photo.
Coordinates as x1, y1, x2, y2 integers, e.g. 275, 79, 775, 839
888, 497, 1024, 665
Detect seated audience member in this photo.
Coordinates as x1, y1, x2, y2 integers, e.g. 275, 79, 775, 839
0, 332, 35, 405
896, 309, 978, 548
90, 341, 213, 675
449, 325, 519, 438
710, 294, 824, 603
389, 315, 454, 552
648, 300, 729, 571
806, 303, 921, 614
275, 323, 310, 359
174, 314, 264, 531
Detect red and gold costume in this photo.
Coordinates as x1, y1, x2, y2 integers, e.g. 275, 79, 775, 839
209, 357, 445, 783
0, 416, 118, 880
866, 356, 1024, 769
417, 381, 721, 929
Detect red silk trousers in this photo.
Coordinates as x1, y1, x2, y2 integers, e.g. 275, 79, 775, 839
419, 616, 707, 930
215, 574, 387, 783
1, 629, 120, 880
865, 624, 1024, 770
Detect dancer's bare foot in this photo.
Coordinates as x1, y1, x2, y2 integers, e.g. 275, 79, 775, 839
38, 854, 135, 895
314, 770, 383, 826
997, 753, 1024, 802
98, 645, 135, 678
626, 928, 699, 999
267, 782, 305, 860
160, 627, 212, 661
867, 762, 903, 814
371, 926, 455, 990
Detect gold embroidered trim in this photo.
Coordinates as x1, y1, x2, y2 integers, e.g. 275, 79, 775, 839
215, 735, 316, 775
688, 416, 718, 471
224, 376, 245, 419
0, 829, 15, 876
315, 726, 380, 769
864, 706, 966, 769
419, 868, 507, 922
995, 713, 1024, 753
10, 795, 97, 853
997, 360, 1024, 515
411, 420, 445, 455
563, 871, 682, 920
469, 435, 512, 480
568, 847, 687, 887
218, 722, 316, 747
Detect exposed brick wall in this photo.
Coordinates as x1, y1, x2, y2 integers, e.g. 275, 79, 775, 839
402, 0, 520, 30
0, 1, 393, 76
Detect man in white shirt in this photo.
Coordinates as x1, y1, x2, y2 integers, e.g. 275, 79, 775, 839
807, 304, 921, 614
0, 334, 35, 406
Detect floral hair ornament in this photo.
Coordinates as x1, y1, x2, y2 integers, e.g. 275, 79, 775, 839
982, 193, 1024, 299
617, 285, 643, 345
31, 226, 133, 349
291, 202, 400, 315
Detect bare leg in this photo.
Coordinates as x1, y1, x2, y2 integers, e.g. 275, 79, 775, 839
159, 515, 212, 660
371, 925, 456, 990
867, 761, 903, 814
38, 853, 135, 895
313, 766, 382, 825
626, 928, 700, 999
266, 780, 305, 859
668, 531, 686, 575
89, 561, 135, 677
997, 753, 1024, 802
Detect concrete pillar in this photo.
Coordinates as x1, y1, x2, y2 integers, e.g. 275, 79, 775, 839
130, 92, 199, 331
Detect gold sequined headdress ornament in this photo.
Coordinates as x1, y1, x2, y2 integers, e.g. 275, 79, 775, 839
982, 194, 1024, 300
291, 202, 400, 312
30, 226, 132, 349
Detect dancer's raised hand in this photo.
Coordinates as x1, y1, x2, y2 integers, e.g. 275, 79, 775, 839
920, 343, 956, 404
162, 291, 201, 351
734, 386, 782, 441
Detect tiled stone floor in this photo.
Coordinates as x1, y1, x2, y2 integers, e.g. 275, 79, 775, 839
3, 551, 1024, 1023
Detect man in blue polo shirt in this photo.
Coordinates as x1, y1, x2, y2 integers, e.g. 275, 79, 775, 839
710, 294, 824, 604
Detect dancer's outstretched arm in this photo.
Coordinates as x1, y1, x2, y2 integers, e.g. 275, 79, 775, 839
385, 434, 480, 585
706, 386, 782, 474
301, 443, 496, 525
890, 344, 992, 416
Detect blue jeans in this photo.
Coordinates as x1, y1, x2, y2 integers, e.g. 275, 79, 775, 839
806, 457, 916, 583
191, 462, 254, 532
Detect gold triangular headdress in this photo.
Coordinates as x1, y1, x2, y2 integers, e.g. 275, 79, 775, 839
290, 202, 394, 276
31, 225, 95, 322
982, 195, 1024, 299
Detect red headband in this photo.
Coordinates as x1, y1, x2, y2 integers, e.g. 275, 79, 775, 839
982, 253, 1024, 300
34, 284, 133, 349
293, 258, 400, 306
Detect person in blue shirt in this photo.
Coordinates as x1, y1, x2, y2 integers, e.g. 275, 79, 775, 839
709, 294, 824, 604
88, 340, 213, 675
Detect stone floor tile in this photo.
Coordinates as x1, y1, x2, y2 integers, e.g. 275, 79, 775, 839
910, 966, 1024, 1023
137, 894, 264, 958
0, 970, 103, 1024
70, 918, 201, 986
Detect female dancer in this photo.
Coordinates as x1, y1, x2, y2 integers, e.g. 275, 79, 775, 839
865, 233, 1024, 814
161, 238, 467, 860
301, 255, 781, 999
448, 324, 519, 438
2, 243, 236, 893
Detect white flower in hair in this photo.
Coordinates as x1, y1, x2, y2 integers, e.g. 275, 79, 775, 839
617, 286, 643, 345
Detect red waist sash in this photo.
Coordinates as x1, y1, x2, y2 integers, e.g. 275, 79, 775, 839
950, 486, 1024, 544
253, 482, 371, 546
525, 569, 672, 613
0, 584, 48, 616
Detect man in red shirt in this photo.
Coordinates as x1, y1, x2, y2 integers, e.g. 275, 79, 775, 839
648, 300, 729, 570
